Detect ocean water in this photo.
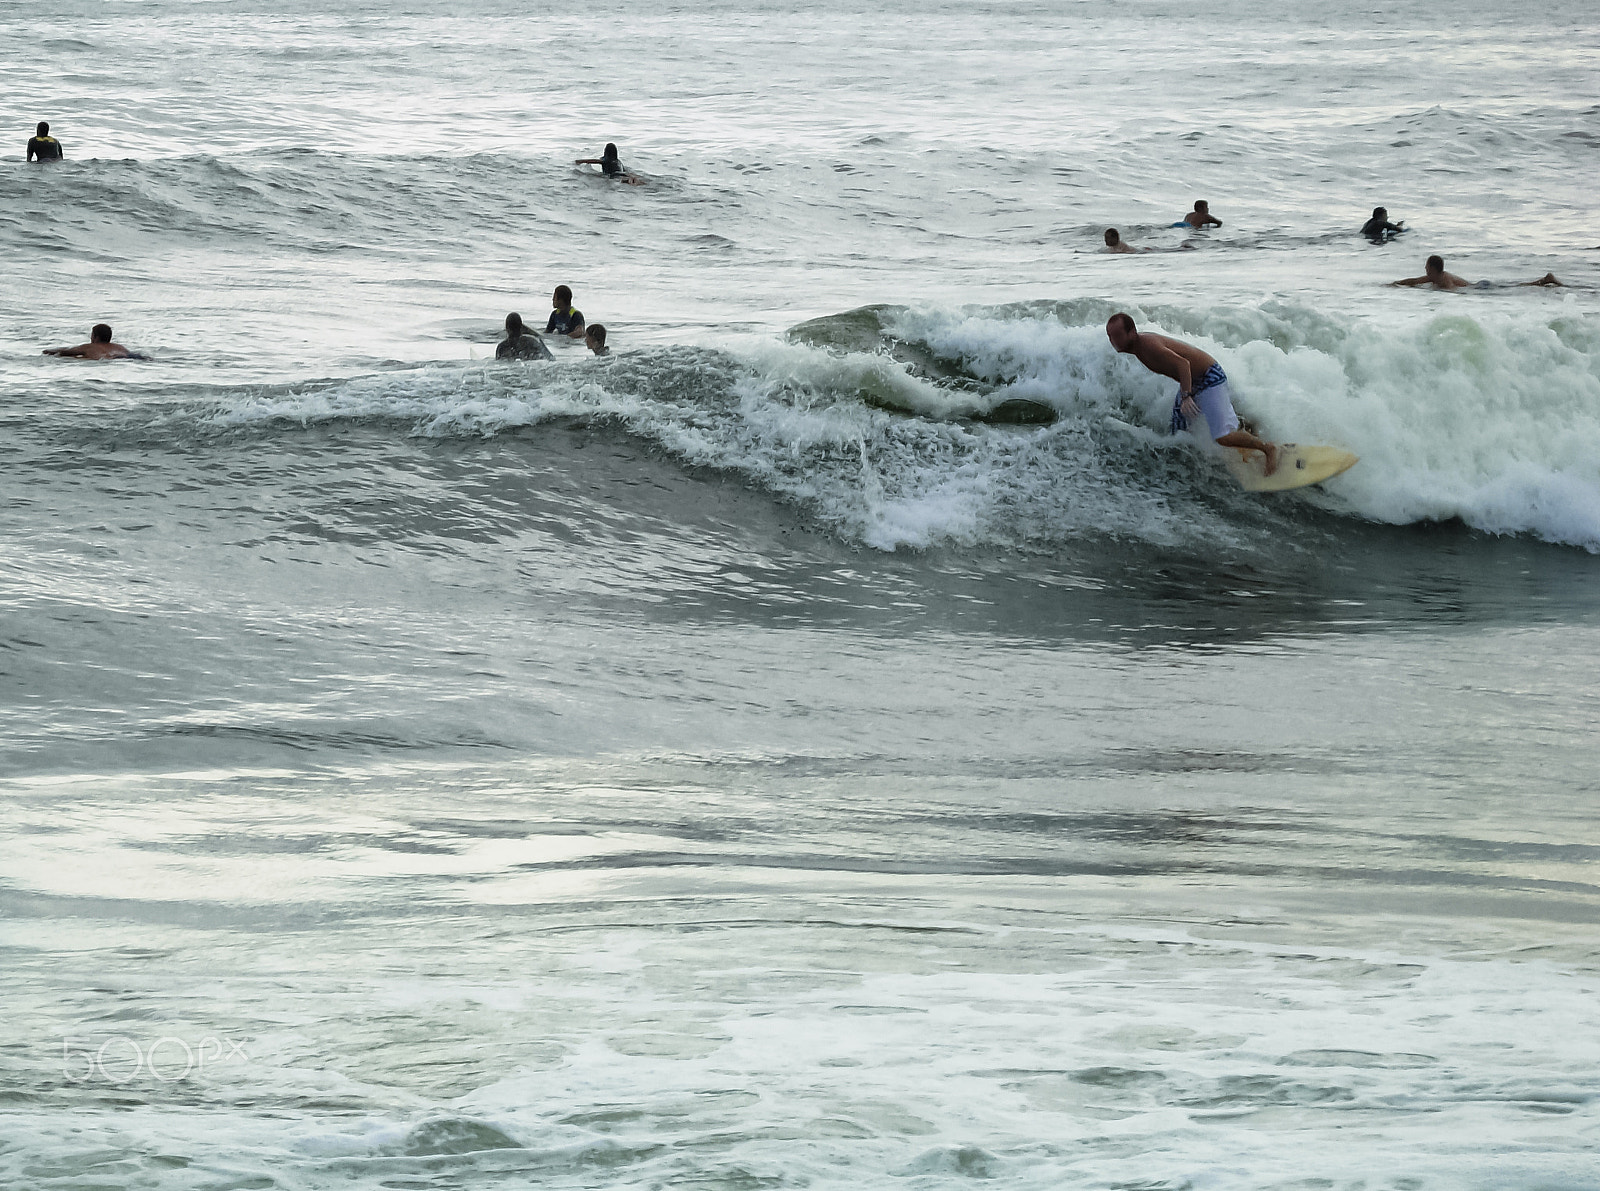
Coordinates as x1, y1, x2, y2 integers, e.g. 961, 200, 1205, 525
2, 0, 1598, 1187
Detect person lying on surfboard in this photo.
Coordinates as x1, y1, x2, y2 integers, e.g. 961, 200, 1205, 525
1392, 255, 1562, 290
575, 142, 642, 184
1106, 312, 1279, 475
43, 323, 147, 360
1103, 228, 1145, 253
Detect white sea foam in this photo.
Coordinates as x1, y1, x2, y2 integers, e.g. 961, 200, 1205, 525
200, 298, 1600, 553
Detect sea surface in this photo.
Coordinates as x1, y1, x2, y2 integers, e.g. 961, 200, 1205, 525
3, 1, 1598, 1187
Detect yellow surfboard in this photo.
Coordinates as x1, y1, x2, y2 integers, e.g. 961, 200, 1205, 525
1224, 443, 1358, 492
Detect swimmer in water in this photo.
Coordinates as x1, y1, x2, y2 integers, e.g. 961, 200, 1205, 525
1175, 200, 1221, 229
1103, 228, 1193, 254
27, 121, 63, 162
43, 323, 144, 360
1104, 228, 1143, 254
1106, 312, 1279, 475
545, 286, 586, 338
1361, 207, 1405, 239
1392, 255, 1562, 290
495, 312, 554, 360
575, 142, 642, 184
584, 324, 609, 355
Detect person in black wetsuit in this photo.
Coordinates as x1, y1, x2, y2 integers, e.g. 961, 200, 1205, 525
27, 121, 64, 162
575, 142, 642, 184
1361, 207, 1405, 239
496, 312, 553, 360
545, 286, 586, 338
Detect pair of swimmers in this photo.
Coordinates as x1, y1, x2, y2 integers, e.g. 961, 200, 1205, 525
1112, 201, 1386, 252
1359, 207, 1562, 287
1101, 201, 1218, 253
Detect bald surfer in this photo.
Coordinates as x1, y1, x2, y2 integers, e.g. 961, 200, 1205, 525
1106, 312, 1278, 475
43, 323, 144, 360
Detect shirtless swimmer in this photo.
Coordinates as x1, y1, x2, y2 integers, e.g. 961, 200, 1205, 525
1392, 254, 1561, 290
1106, 313, 1278, 475
43, 323, 145, 360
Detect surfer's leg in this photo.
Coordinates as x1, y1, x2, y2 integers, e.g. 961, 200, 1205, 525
1216, 429, 1279, 475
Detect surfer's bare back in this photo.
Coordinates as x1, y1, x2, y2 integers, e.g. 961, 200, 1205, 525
1106, 313, 1278, 475
43, 323, 145, 360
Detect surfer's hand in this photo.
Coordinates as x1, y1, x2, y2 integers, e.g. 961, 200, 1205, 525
1180, 394, 1200, 420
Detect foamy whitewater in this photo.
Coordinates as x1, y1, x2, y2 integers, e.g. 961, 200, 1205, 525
2, 1, 1598, 1187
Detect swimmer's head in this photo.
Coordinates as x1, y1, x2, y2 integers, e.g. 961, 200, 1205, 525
1372, 207, 1387, 219
37, 121, 50, 137
602, 143, 618, 160
91, 323, 112, 343
552, 285, 572, 308
1104, 228, 1121, 246
1194, 200, 1209, 213
505, 312, 524, 335
585, 324, 607, 352
1106, 312, 1138, 351
1426, 255, 1445, 277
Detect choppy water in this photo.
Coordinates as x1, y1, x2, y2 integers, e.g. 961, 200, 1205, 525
3, 1, 1598, 1187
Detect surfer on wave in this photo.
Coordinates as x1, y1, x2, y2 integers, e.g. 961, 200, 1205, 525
1106, 313, 1278, 475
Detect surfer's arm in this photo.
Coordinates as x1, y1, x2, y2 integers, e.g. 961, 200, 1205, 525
43, 345, 87, 357
1390, 276, 1427, 287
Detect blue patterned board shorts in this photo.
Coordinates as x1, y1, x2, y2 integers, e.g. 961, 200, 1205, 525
1170, 363, 1241, 438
